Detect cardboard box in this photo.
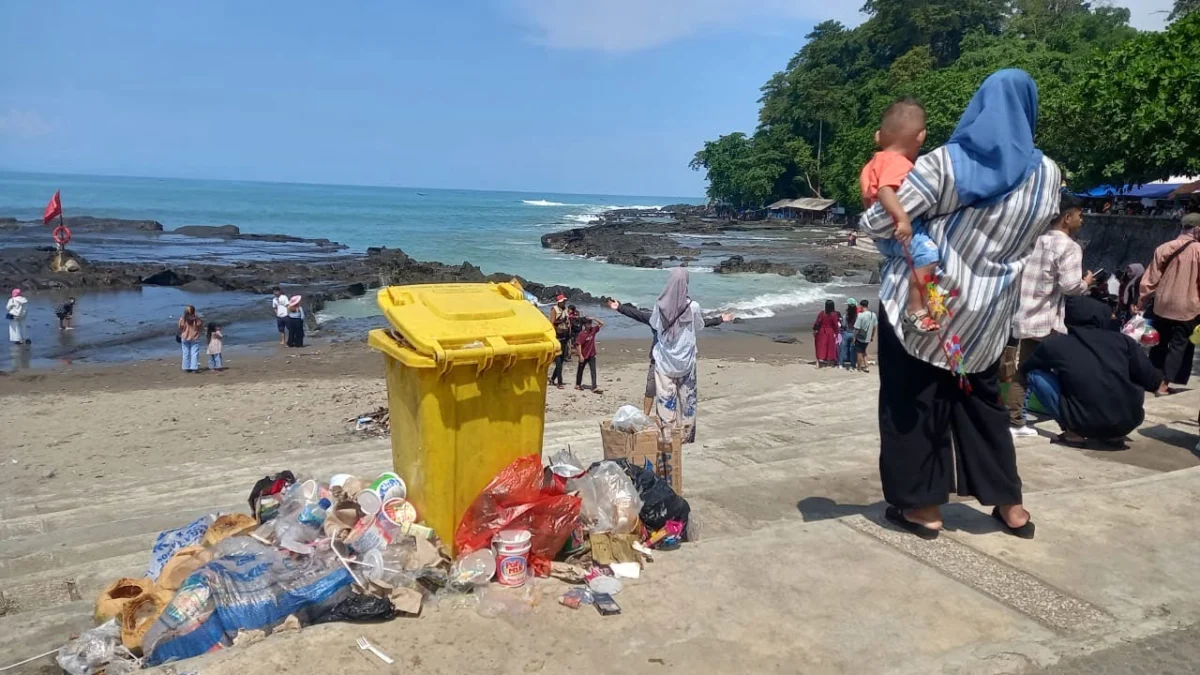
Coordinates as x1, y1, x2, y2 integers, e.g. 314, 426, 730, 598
600, 421, 659, 467
599, 421, 684, 495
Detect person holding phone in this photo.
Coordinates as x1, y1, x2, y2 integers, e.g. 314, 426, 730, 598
1003, 192, 1094, 437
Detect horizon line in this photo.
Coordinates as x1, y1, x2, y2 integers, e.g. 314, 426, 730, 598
0, 167, 705, 202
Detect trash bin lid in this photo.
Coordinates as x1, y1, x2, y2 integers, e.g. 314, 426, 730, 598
372, 283, 558, 369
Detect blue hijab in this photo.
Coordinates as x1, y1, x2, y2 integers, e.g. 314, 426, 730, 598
946, 69, 1044, 208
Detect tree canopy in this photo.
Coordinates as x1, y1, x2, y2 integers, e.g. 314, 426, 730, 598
692, 1, 1199, 210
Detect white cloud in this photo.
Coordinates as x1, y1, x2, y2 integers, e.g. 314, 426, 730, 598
505, 0, 863, 52
0, 109, 52, 139
506, 0, 1175, 53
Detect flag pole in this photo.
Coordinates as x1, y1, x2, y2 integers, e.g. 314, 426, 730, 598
55, 204, 66, 271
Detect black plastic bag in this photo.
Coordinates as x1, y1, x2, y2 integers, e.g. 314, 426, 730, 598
606, 459, 690, 531
313, 594, 397, 624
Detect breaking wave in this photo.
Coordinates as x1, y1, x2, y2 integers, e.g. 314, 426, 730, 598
718, 286, 838, 319
522, 199, 569, 206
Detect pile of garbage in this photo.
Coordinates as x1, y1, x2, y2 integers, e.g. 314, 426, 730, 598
57, 406, 692, 672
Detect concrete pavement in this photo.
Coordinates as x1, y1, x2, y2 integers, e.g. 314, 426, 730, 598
2, 361, 1198, 674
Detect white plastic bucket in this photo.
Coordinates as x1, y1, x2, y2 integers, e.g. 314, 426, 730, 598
492, 529, 532, 587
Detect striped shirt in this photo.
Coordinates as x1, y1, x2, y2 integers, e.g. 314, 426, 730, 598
859, 147, 1062, 373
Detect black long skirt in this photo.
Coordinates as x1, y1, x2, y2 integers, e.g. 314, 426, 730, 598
877, 310, 1023, 509
286, 316, 305, 348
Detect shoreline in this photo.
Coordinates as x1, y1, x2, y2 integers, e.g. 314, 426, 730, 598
1, 208, 878, 372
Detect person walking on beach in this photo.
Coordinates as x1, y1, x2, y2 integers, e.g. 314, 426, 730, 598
206, 322, 225, 371
854, 300, 878, 372
860, 69, 1062, 540
6, 289, 30, 346
840, 299, 859, 370
607, 296, 732, 414
285, 296, 306, 348
1139, 213, 1200, 394
1004, 192, 1093, 438
177, 306, 204, 373
549, 295, 571, 389
271, 287, 289, 345
812, 300, 841, 367
650, 268, 710, 444
55, 297, 76, 331
574, 317, 604, 392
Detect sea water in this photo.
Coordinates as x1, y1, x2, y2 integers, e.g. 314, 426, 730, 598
0, 171, 861, 368
0, 171, 847, 317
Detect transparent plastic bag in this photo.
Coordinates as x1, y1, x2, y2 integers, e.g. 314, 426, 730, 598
1121, 313, 1147, 341
612, 405, 654, 433
57, 619, 140, 675
584, 462, 643, 534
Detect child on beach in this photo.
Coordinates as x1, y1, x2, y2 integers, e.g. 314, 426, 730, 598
574, 316, 604, 393
861, 98, 940, 333
206, 323, 225, 371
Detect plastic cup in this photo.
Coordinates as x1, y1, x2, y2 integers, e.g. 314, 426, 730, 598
357, 490, 382, 516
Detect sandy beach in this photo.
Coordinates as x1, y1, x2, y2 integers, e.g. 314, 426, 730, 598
0, 332, 812, 498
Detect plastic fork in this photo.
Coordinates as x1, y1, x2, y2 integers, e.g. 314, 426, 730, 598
356, 636, 394, 665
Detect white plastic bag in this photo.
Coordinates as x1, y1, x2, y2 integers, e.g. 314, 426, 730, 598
1122, 313, 1147, 341
580, 462, 643, 534
612, 405, 654, 433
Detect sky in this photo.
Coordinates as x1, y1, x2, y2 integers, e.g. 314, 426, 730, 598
0, 0, 1174, 198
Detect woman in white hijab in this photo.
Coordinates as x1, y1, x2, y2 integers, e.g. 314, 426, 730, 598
6, 289, 30, 345
650, 268, 706, 444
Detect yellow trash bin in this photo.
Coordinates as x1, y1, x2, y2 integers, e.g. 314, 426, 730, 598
367, 282, 560, 553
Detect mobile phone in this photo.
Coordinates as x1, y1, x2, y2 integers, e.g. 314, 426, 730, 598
593, 593, 621, 616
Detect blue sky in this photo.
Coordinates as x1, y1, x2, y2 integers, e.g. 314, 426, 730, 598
0, 1, 1171, 197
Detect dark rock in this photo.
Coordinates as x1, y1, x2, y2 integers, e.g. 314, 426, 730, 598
63, 216, 164, 232
701, 241, 723, 246
606, 253, 662, 268
142, 269, 190, 286
802, 264, 833, 284
715, 255, 798, 277
173, 224, 241, 237
347, 282, 367, 297
773, 335, 799, 344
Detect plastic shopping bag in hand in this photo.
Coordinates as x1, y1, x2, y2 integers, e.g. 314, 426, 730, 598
1122, 313, 1147, 341
454, 454, 581, 577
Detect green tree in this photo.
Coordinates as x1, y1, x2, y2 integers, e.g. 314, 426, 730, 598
1170, 0, 1199, 21
1070, 12, 1200, 184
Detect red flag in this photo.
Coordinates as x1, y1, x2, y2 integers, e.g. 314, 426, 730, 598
43, 190, 62, 224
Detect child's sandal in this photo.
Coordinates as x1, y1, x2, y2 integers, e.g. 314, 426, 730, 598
905, 310, 940, 334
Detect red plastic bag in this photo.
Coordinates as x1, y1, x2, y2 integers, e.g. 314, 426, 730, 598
455, 455, 581, 577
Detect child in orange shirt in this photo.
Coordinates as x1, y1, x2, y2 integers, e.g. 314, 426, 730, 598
861, 98, 940, 334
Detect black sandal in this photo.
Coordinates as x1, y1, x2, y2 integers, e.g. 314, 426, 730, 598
1050, 433, 1089, 449
884, 506, 940, 540
991, 507, 1036, 539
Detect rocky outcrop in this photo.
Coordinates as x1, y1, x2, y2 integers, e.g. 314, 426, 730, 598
172, 224, 346, 249
606, 253, 663, 268
540, 221, 699, 268
714, 255, 798, 277
801, 264, 833, 284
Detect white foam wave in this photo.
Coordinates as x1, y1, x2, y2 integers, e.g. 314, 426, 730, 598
565, 214, 599, 224
523, 199, 569, 206
718, 287, 833, 319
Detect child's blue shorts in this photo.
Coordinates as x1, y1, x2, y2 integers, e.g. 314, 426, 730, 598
874, 224, 940, 269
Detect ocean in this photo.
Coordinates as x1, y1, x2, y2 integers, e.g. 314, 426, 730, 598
0, 171, 861, 368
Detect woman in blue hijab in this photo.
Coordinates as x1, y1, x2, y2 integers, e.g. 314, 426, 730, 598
859, 69, 1063, 541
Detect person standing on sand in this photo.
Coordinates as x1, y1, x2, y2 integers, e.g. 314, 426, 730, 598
206, 323, 225, 371
548, 295, 571, 389
286, 296, 305, 348
177, 306, 204, 373
607, 296, 732, 415
812, 300, 841, 367
860, 69, 1062, 540
574, 317, 604, 392
6, 289, 30, 346
650, 268, 710, 444
271, 287, 289, 345
839, 298, 859, 370
1139, 213, 1200, 394
854, 300, 878, 372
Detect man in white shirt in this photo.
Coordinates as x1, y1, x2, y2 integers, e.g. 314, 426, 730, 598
271, 287, 289, 345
